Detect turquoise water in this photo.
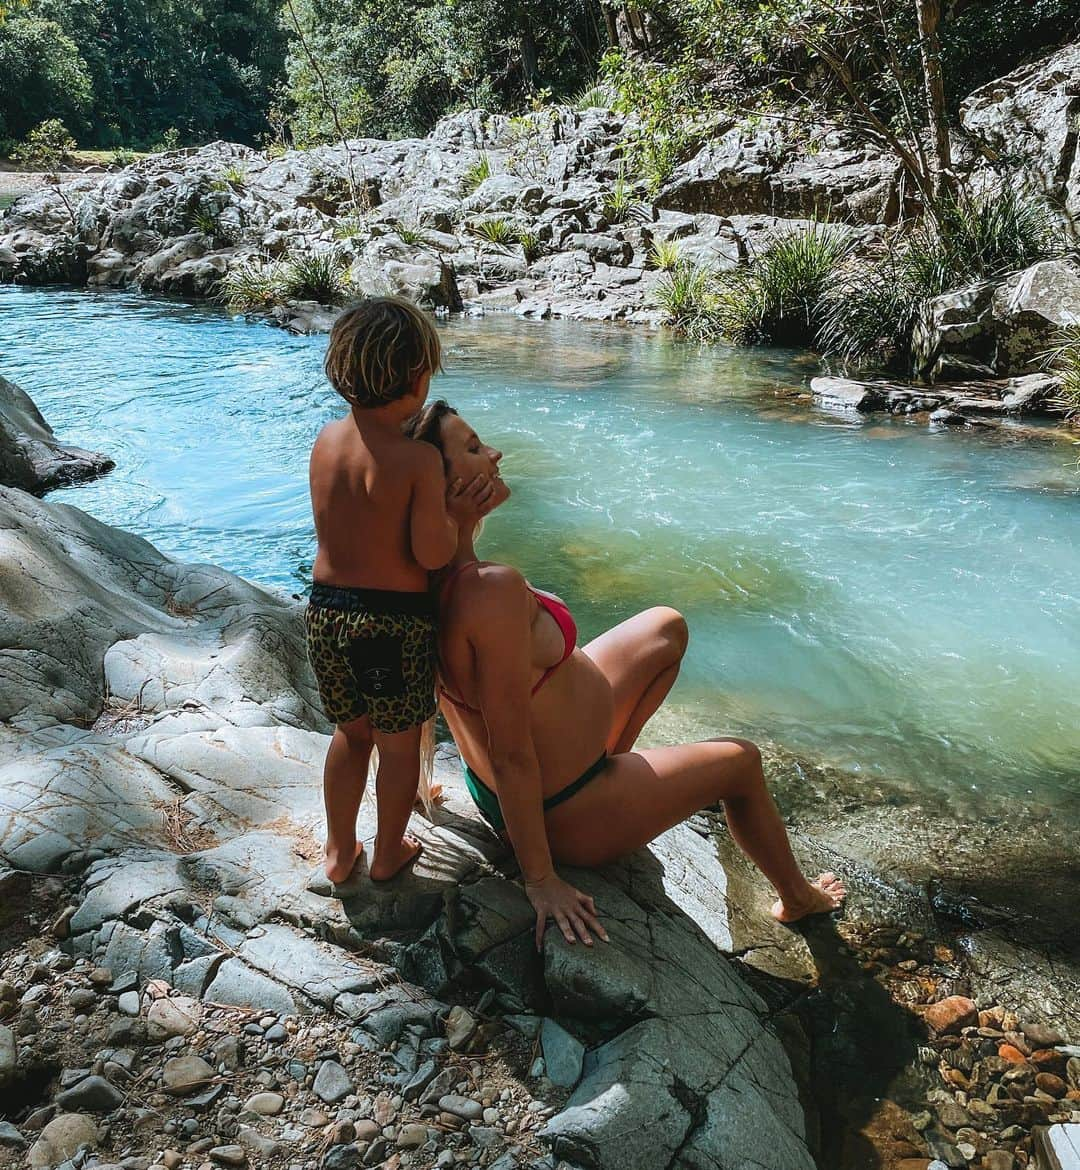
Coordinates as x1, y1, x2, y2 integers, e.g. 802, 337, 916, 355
4, 284, 1079, 810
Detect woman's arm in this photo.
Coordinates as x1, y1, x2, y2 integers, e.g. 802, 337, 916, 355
467, 566, 606, 949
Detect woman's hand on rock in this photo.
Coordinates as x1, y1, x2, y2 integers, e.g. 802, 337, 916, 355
446, 473, 495, 525
524, 873, 609, 951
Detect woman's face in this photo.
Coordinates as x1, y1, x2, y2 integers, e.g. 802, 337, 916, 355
439, 413, 510, 510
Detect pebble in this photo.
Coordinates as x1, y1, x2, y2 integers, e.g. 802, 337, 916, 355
162, 1153, 183, 1170
264, 1024, 287, 1043
482, 1107, 498, 1125
0, 1121, 26, 1148
313, 1061, 353, 1105
242, 1091, 284, 1115
162, 1054, 216, 1095
396, 1123, 428, 1148
354, 1120, 380, 1142
118, 991, 141, 1016
56, 1073, 125, 1112
1021, 1022, 1063, 1047
438, 1095, 483, 1122
146, 997, 199, 1038
924, 996, 978, 1036
1036, 1072, 1068, 1097
445, 1006, 477, 1051
68, 988, 97, 1012
209, 1145, 246, 1166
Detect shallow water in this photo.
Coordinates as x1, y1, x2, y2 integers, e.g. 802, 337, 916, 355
4, 284, 1079, 813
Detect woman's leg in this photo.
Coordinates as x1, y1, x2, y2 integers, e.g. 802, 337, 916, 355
544, 738, 845, 922
581, 607, 689, 754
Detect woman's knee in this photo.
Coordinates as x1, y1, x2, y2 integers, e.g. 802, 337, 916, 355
649, 606, 689, 661
714, 737, 763, 800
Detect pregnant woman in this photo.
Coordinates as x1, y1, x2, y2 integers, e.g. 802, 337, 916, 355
404, 401, 846, 948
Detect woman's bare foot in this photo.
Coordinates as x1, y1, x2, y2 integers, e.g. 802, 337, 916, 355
771, 872, 847, 924
369, 833, 424, 883
325, 839, 365, 884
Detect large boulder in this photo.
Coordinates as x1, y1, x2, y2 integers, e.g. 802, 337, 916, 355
913, 256, 1080, 379
656, 124, 902, 224
0, 375, 113, 494
961, 42, 1080, 231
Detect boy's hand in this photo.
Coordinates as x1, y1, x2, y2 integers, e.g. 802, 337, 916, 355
447, 474, 496, 525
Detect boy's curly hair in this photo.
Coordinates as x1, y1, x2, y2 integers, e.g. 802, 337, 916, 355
324, 296, 442, 408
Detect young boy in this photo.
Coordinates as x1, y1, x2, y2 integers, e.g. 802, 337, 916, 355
306, 297, 483, 883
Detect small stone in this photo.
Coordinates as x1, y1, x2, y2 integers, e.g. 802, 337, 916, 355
163, 1055, 216, 1095
263, 1024, 287, 1043
445, 1006, 477, 1051
957, 1143, 977, 1162
314, 1061, 352, 1105
68, 988, 97, 1012
439, 1095, 483, 1122
403, 1060, 436, 1102
117, 990, 140, 1016
354, 1120, 379, 1142
56, 1074, 124, 1112
925, 997, 978, 1036
322, 1146, 361, 1170
983, 1152, 1015, 1170
396, 1123, 428, 1148
540, 1018, 584, 1088
1036, 1072, 1068, 1098
1021, 1022, 1063, 1048
998, 1045, 1028, 1064
236, 1125, 281, 1157
482, 1107, 498, 1125
28, 1113, 98, 1168
243, 1091, 284, 1115
420, 1069, 454, 1107
147, 997, 199, 1039
162, 1152, 183, 1170
468, 1125, 500, 1149
0, 1121, 26, 1148
209, 1145, 246, 1166
372, 1092, 397, 1126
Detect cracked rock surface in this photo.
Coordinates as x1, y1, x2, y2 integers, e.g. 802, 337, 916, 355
0, 473, 817, 1169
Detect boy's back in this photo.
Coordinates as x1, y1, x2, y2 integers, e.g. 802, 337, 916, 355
310, 413, 433, 593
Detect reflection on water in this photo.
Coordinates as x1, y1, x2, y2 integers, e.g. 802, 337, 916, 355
3, 285, 1079, 815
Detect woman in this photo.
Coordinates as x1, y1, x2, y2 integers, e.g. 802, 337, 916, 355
405, 401, 846, 949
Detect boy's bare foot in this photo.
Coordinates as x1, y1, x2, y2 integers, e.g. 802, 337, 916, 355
771, 872, 847, 924
369, 833, 424, 882
324, 840, 365, 884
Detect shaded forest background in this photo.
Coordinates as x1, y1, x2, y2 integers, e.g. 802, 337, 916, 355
2, 0, 1080, 158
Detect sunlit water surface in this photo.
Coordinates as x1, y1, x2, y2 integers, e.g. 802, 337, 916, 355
4, 285, 1079, 815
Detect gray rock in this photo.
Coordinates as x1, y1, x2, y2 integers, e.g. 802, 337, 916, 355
56, 1074, 125, 1112
313, 1060, 353, 1104
117, 991, 140, 1016
208, 1145, 247, 1166
0, 375, 113, 495
27, 1113, 98, 1169
0, 1121, 26, 1148
540, 1018, 585, 1088
0, 1024, 16, 1085
402, 1059, 437, 1101
242, 1092, 284, 1116
438, 1094, 483, 1122
322, 1146, 361, 1170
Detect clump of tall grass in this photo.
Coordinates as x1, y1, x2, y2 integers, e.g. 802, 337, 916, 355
819, 189, 1063, 369
573, 82, 616, 110
515, 227, 542, 263
1040, 326, 1080, 422
218, 260, 283, 312
655, 260, 722, 341
648, 239, 683, 271
469, 217, 517, 246
279, 250, 351, 304
389, 220, 435, 247
602, 166, 649, 225
462, 153, 492, 195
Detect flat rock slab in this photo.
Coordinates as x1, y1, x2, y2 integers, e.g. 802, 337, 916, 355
811, 373, 1060, 418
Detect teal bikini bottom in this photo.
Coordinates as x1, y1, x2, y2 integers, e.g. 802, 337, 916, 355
462, 753, 609, 833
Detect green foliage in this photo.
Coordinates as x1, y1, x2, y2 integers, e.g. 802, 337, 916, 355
279, 249, 350, 304
0, 0, 286, 149
14, 118, 76, 166
282, 0, 606, 143
389, 220, 434, 246
601, 165, 649, 225
219, 259, 284, 312
819, 191, 1063, 369
648, 239, 683, 271
505, 112, 555, 180
110, 147, 137, 169
332, 214, 367, 240
655, 260, 722, 342
601, 50, 707, 193
220, 163, 248, 188
572, 81, 615, 110
469, 216, 517, 246
188, 203, 225, 240
1040, 327, 1080, 421
461, 153, 492, 195
515, 227, 542, 263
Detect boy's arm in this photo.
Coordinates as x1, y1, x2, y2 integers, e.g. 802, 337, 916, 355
409, 443, 458, 571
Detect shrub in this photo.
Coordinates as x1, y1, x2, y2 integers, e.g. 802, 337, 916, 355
220, 163, 247, 188
389, 220, 434, 246
110, 148, 137, 169
648, 239, 683, 271
218, 260, 283, 312
462, 153, 491, 195
279, 250, 350, 304
515, 227, 542, 263
15, 119, 76, 168
469, 217, 517, 246
1040, 327, 1080, 422
602, 166, 649, 225
709, 221, 853, 346
819, 190, 1063, 369
655, 260, 722, 341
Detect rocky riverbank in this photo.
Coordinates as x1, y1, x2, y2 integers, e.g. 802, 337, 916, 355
6, 41, 1080, 426
2, 367, 1079, 1170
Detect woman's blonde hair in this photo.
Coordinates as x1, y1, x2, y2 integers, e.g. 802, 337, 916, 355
325, 296, 442, 408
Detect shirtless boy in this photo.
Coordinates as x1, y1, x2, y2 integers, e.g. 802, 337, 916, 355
306, 297, 491, 882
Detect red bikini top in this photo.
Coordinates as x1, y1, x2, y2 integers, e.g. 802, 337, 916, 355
437, 562, 577, 714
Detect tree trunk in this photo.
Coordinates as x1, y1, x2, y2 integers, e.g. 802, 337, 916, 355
915, 0, 954, 204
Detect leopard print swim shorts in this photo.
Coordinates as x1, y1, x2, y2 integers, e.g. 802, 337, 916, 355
305, 584, 436, 734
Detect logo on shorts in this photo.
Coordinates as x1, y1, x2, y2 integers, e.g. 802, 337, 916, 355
361, 667, 392, 692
